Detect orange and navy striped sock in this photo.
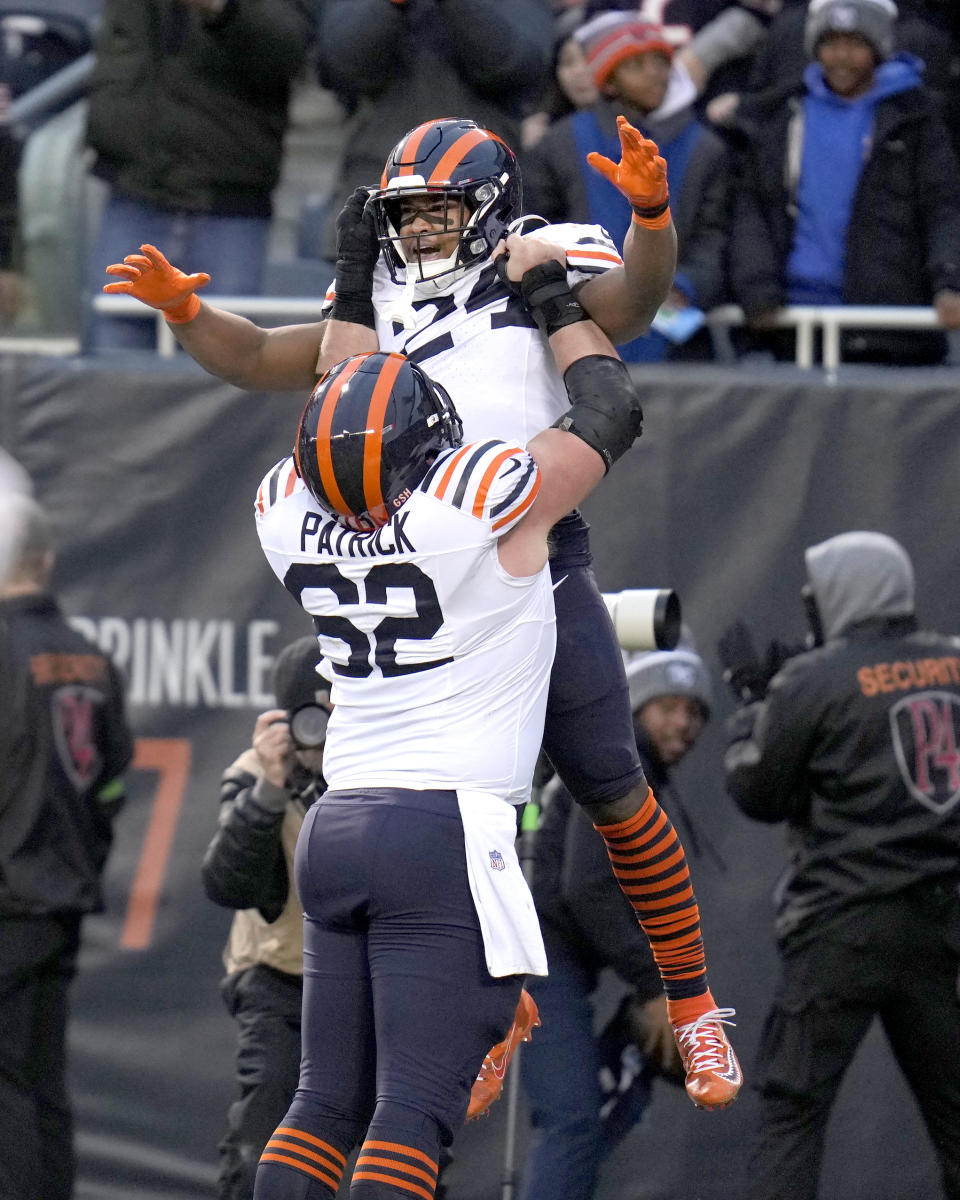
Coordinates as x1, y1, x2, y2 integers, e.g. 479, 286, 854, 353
257, 1124, 348, 1196
351, 1139, 440, 1198
594, 787, 715, 1023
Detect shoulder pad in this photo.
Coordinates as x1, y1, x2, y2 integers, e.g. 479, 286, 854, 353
420, 440, 540, 532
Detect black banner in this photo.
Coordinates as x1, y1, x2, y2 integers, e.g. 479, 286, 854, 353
2, 354, 957, 1200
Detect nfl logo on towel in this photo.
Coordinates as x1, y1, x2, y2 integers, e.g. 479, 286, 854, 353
489, 849, 506, 871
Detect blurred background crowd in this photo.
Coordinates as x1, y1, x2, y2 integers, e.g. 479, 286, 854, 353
1, 0, 959, 364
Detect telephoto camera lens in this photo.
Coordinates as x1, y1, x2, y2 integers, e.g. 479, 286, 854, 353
602, 589, 681, 650
289, 703, 330, 750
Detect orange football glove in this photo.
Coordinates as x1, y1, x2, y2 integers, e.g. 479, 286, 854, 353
586, 116, 671, 230
102, 243, 210, 324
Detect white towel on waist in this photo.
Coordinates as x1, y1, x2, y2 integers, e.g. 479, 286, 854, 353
457, 789, 548, 979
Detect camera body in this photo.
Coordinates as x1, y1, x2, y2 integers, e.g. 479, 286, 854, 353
717, 619, 806, 704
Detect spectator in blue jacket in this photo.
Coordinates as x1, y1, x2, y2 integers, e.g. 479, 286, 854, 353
728, 0, 960, 365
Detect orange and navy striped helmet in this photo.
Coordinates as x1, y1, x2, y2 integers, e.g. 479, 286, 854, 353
295, 352, 464, 531
371, 117, 522, 282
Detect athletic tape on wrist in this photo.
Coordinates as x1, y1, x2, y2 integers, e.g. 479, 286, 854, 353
330, 295, 376, 329
631, 197, 671, 230
331, 260, 377, 329
163, 293, 202, 324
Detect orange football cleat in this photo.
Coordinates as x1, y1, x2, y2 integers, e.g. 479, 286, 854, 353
673, 1007, 742, 1110
466, 988, 540, 1121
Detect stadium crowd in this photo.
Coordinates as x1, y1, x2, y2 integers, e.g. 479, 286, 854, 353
0, 0, 958, 364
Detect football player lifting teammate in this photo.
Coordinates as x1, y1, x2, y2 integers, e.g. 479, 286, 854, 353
105, 116, 741, 1122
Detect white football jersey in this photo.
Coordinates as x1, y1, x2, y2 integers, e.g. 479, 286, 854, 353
322, 219, 622, 447
255, 442, 555, 805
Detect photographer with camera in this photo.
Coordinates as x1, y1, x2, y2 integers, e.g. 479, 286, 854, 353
201, 636, 331, 1200
721, 531, 960, 1200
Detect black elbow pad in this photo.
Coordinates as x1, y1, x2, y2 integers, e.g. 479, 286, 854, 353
552, 355, 643, 472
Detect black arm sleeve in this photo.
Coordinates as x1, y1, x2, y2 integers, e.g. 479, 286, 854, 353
555, 355, 643, 473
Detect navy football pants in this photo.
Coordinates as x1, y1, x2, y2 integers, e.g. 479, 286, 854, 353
253, 788, 522, 1199
544, 512, 646, 806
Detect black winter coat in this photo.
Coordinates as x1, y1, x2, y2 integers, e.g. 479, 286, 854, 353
729, 81, 960, 363
0, 593, 133, 916
202, 752, 321, 923
86, 0, 315, 216
315, 0, 554, 258
725, 619, 960, 948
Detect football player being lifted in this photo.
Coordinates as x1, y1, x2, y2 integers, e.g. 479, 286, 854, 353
105, 116, 741, 1111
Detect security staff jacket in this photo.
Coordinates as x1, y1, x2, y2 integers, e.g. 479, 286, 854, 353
0, 592, 133, 917
726, 553, 960, 949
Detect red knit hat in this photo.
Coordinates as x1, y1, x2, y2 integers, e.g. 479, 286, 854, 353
575, 12, 674, 89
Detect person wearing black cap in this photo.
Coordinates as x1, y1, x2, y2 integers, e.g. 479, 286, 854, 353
517, 641, 721, 1200
727, 0, 960, 364
201, 636, 331, 1200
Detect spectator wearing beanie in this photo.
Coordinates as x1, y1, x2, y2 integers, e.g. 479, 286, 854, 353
515, 642, 723, 1200
727, 0, 960, 364
709, 1, 960, 160
523, 11, 732, 362
804, 0, 897, 58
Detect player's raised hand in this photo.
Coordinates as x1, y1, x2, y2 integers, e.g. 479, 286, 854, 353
330, 187, 380, 329
103, 243, 210, 323
586, 115, 671, 229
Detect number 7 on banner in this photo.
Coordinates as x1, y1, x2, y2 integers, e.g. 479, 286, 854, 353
120, 738, 192, 950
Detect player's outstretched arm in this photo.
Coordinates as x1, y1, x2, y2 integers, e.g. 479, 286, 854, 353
576, 117, 678, 344
494, 235, 642, 577
102, 244, 324, 391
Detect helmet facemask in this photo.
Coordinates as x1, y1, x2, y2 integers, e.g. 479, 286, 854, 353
373, 175, 513, 288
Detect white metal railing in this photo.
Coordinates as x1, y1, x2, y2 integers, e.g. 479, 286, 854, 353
0, 336, 81, 355
92, 294, 326, 357
7, 51, 95, 126
705, 304, 948, 371
85, 294, 953, 369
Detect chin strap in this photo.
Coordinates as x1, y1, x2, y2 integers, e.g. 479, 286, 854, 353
381, 258, 471, 329
380, 272, 419, 330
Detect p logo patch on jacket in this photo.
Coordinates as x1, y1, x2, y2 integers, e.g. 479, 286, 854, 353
51, 685, 103, 791
890, 691, 960, 814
